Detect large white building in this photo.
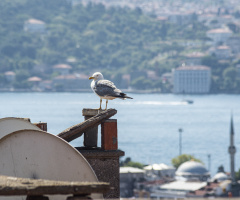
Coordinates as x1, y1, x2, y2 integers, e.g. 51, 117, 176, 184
173, 65, 211, 94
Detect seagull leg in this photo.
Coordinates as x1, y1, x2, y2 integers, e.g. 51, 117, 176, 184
99, 98, 102, 110
105, 100, 108, 110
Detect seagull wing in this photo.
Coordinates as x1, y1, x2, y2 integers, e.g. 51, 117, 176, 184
94, 80, 123, 98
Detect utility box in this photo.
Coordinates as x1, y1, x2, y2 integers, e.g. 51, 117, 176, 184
101, 119, 118, 150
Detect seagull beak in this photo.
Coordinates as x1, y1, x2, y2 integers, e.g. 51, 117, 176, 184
89, 77, 94, 80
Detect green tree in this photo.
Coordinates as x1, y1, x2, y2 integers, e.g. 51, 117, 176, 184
217, 165, 225, 173
171, 154, 202, 169
15, 70, 30, 82
131, 76, 153, 90
120, 157, 144, 169
222, 67, 240, 93
235, 168, 240, 180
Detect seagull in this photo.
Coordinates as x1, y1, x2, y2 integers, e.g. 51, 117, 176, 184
89, 72, 133, 110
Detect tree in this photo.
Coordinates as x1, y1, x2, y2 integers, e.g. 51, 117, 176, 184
131, 76, 153, 90
235, 168, 240, 180
171, 154, 202, 169
120, 157, 144, 169
217, 165, 225, 173
222, 67, 240, 93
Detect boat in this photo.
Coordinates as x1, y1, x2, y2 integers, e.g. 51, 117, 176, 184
182, 99, 194, 104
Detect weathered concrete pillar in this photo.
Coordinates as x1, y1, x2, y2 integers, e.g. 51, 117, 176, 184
82, 109, 99, 148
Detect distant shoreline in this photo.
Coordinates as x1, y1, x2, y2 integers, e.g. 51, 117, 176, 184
0, 88, 161, 94
0, 88, 238, 95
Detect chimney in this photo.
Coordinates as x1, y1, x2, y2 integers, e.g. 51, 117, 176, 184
76, 109, 125, 199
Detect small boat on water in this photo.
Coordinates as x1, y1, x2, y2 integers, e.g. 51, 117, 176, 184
182, 99, 194, 104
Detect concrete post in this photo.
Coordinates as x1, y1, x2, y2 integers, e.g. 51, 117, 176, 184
82, 109, 99, 148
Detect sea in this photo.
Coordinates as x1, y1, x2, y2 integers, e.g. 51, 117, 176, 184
0, 92, 240, 176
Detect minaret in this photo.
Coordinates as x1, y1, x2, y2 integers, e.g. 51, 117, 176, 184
228, 115, 236, 183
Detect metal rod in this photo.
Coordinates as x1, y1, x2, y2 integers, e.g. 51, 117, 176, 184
179, 128, 183, 156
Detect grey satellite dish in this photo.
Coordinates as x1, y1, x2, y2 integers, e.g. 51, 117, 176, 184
0, 117, 41, 139
0, 130, 101, 200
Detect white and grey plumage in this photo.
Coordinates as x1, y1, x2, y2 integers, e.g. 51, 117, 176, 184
89, 72, 133, 110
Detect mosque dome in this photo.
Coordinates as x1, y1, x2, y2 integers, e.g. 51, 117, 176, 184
212, 172, 229, 182
175, 161, 210, 181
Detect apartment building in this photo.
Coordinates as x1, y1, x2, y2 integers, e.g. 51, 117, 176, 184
173, 65, 211, 94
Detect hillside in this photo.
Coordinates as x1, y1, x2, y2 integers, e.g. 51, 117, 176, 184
0, 0, 239, 93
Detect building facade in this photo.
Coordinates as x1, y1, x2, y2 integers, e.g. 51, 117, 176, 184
173, 65, 211, 94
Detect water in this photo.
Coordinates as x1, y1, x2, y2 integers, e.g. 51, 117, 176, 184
0, 92, 239, 176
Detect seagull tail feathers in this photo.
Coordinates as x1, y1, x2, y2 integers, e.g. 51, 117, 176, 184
120, 93, 133, 99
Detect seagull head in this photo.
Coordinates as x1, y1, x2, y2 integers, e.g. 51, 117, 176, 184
89, 72, 104, 81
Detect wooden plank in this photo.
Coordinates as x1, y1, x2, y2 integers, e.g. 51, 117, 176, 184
0, 175, 110, 196
57, 109, 117, 142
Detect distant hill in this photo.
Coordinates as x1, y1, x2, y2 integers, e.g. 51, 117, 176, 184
0, 0, 239, 93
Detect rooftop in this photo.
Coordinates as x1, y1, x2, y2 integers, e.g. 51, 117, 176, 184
217, 45, 231, 50
176, 65, 210, 71
28, 76, 42, 82
53, 64, 72, 69
25, 18, 45, 25
207, 28, 232, 34
54, 74, 89, 80
144, 163, 175, 171
120, 167, 145, 174
176, 161, 209, 176
160, 180, 207, 191
4, 71, 15, 75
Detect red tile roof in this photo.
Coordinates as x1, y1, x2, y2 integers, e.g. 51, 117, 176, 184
26, 18, 45, 24
28, 76, 42, 82
4, 71, 15, 75
53, 64, 72, 69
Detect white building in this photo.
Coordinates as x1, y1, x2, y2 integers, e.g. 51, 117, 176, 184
173, 65, 211, 94
120, 167, 145, 198
206, 28, 232, 45
144, 163, 175, 179
24, 18, 46, 33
